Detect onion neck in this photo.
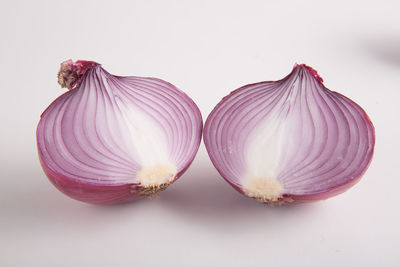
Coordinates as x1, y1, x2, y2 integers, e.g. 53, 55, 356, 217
57, 59, 99, 90
294, 63, 324, 83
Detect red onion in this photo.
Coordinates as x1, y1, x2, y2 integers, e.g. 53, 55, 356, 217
37, 60, 202, 204
204, 64, 375, 205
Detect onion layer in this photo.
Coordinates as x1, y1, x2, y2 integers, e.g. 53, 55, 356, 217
37, 60, 202, 204
204, 64, 375, 205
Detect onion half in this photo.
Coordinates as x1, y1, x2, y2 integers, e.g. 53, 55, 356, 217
204, 64, 375, 205
37, 60, 202, 204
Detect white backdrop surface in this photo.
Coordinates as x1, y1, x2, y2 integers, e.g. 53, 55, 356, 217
0, 0, 399, 266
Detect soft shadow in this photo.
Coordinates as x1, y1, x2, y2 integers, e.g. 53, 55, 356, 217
159, 156, 322, 231
0, 164, 151, 227
2, 156, 322, 232
362, 35, 400, 67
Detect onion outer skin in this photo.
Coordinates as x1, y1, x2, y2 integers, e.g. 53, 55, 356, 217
38, 153, 194, 204
204, 64, 375, 205
39, 157, 141, 204
37, 60, 202, 205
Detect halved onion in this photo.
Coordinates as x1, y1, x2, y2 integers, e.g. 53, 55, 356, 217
204, 64, 375, 205
37, 60, 202, 204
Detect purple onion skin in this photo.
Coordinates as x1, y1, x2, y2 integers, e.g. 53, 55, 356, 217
39, 157, 141, 204
37, 60, 202, 205
38, 154, 194, 204
204, 65, 375, 205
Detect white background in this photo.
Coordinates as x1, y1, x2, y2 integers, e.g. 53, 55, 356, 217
1, 0, 399, 266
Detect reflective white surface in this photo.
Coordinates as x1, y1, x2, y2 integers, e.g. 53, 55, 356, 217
0, 0, 399, 266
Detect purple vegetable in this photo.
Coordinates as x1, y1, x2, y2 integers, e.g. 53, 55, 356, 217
37, 60, 202, 204
204, 64, 375, 205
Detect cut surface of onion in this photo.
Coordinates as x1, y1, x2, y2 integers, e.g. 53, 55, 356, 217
204, 64, 375, 205
37, 60, 202, 204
